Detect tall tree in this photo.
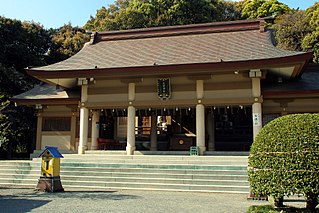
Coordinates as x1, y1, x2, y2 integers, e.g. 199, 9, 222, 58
0, 17, 89, 158
0, 17, 51, 158
273, 10, 311, 52
84, 0, 242, 31
302, 2, 319, 63
273, 2, 319, 63
241, 0, 290, 19
0, 18, 50, 71
46, 23, 90, 64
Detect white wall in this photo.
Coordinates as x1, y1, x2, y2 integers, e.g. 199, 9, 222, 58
41, 135, 71, 150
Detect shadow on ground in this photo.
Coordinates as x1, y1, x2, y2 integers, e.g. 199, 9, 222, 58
2, 190, 141, 201
0, 198, 50, 213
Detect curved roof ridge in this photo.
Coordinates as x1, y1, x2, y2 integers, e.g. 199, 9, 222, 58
27, 19, 312, 83
90, 19, 265, 44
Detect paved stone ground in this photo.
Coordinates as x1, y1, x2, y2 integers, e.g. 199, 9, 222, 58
0, 187, 268, 213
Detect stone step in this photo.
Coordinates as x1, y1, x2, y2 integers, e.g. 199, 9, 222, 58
0, 177, 37, 185
0, 181, 249, 194
1, 161, 247, 170
0, 165, 247, 176
58, 162, 247, 171
56, 159, 248, 166
83, 150, 249, 156
0, 160, 39, 165
30, 155, 249, 165
32, 157, 249, 164
0, 171, 247, 184
61, 180, 249, 193
0, 171, 248, 181
57, 153, 249, 161
0, 165, 39, 171
61, 171, 248, 180
0, 155, 249, 194
0, 173, 248, 186
62, 176, 248, 186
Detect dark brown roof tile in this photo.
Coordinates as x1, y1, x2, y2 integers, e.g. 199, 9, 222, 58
31, 28, 305, 72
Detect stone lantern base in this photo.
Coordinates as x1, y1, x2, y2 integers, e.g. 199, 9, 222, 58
35, 176, 64, 192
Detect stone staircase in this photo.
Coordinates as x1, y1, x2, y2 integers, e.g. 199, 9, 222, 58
0, 152, 249, 194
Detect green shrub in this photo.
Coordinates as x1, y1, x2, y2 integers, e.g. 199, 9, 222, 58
247, 205, 279, 213
248, 114, 319, 210
247, 205, 317, 213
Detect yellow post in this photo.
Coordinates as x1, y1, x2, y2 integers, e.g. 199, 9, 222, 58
36, 146, 64, 192
41, 151, 61, 177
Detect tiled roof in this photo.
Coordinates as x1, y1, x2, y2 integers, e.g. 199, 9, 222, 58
263, 64, 319, 95
29, 19, 307, 72
12, 84, 80, 101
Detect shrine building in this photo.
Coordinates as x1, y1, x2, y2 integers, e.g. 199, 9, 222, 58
13, 19, 318, 155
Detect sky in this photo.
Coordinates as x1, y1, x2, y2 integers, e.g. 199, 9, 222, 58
0, 0, 318, 29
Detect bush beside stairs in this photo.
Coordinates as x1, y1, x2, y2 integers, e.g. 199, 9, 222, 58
0, 152, 249, 193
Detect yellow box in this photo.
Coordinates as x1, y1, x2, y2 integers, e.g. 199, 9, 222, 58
38, 146, 63, 177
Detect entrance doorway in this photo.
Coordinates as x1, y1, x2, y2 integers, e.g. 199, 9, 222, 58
96, 106, 253, 152
212, 106, 253, 151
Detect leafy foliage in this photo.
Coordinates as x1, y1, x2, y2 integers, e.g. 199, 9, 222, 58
0, 17, 51, 71
0, 17, 88, 158
273, 10, 311, 52
302, 2, 319, 63
247, 205, 317, 213
248, 114, 319, 210
84, 0, 242, 31
273, 2, 319, 63
0, 95, 36, 157
0, 17, 51, 158
247, 205, 278, 213
46, 23, 90, 64
241, 0, 290, 19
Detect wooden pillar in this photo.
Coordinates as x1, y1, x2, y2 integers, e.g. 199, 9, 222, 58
207, 111, 215, 151
150, 114, 157, 151
196, 80, 206, 155
70, 112, 77, 151
91, 110, 100, 150
127, 105, 136, 155
126, 82, 136, 155
250, 69, 263, 139
36, 113, 43, 150
196, 103, 206, 155
78, 79, 89, 154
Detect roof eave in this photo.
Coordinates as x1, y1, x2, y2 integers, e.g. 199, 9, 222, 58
11, 98, 80, 106
263, 90, 319, 99
27, 52, 313, 79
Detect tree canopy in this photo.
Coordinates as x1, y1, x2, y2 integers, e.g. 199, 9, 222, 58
241, 0, 290, 19
302, 2, 319, 63
273, 10, 311, 52
0, 17, 89, 158
46, 23, 90, 64
85, 0, 319, 62
274, 2, 319, 63
0, 17, 50, 158
84, 0, 242, 31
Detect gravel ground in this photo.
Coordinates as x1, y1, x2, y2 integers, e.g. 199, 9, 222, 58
0, 187, 268, 213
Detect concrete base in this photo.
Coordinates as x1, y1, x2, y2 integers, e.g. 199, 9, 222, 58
78, 145, 87, 154
150, 147, 157, 151
126, 146, 136, 155
35, 176, 64, 192
198, 146, 206, 156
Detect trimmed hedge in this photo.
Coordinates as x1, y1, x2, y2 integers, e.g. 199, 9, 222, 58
248, 114, 319, 209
